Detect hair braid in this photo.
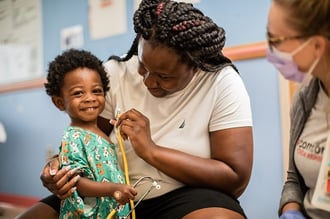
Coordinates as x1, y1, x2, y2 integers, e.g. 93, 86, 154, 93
133, 0, 235, 72
107, 35, 139, 61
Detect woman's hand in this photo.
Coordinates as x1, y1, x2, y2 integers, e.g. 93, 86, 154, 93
116, 108, 156, 158
40, 156, 80, 199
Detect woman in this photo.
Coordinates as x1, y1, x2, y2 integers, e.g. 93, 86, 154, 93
18, 0, 253, 218
266, 0, 330, 218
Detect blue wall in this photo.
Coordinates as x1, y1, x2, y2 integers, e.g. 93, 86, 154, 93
0, 1, 283, 218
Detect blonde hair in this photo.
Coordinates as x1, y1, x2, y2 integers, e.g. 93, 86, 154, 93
273, 0, 330, 92
273, 0, 330, 39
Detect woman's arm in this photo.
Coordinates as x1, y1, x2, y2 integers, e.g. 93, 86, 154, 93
117, 108, 253, 198
16, 202, 59, 219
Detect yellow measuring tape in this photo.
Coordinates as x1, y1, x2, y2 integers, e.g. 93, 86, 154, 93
106, 126, 136, 219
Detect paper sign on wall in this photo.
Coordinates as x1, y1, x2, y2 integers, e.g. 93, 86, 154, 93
61, 25, 84, 50
88, 0, 127, 40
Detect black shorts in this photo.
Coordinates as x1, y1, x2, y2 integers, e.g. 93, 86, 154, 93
41, 186, 246, 219
135, 186, 246, 219
40, 194, 61, 214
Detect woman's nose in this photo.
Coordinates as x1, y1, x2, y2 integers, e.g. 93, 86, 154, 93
143, 72, 158, 87
143, 72, 150, 82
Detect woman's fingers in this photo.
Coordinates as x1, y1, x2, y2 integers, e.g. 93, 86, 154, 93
49, 166, 71, 186
48, 158, 59, 176
117, 108, 141, 124
56, 175, 80, 199
54, 168, 80, 196
40, 164, 80, 199
39, 155, 81, 199
40, 157, 60, 186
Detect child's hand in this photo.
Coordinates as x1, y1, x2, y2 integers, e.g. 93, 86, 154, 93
112, 184, 137, 205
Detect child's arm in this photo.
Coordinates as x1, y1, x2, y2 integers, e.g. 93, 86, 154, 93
76, 177, 137, 204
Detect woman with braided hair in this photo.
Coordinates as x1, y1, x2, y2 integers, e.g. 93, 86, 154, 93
266, 0, 330, 218
18, 0, 253, 218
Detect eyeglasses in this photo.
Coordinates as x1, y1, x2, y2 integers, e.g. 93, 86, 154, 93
267, 33, 307, 49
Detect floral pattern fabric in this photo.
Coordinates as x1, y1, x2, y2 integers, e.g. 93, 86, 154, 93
59, 126, 129, 219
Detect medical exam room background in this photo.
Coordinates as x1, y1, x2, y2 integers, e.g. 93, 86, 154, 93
0, 0, 284, 218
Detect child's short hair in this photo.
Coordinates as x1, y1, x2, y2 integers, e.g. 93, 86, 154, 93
45, 49, 109, 96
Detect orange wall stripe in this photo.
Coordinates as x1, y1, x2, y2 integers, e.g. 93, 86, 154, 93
223, 41, 266, 61
0, 193, 40, 207
0, 41, 267, 94
0, 77, 46, 94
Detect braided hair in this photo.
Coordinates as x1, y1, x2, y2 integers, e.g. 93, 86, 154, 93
45, 49, 109, 97
109, 0, 236, 73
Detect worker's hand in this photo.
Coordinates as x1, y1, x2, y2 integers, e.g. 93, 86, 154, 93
40, 155, 80, 199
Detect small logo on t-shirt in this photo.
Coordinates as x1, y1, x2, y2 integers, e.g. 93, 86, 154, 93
296, 139, 325, 162
179, 120, 185, 129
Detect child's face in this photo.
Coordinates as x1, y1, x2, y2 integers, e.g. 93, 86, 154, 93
55, 67, 106, 126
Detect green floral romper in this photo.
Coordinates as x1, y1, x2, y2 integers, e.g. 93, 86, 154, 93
59, 126, 129, 219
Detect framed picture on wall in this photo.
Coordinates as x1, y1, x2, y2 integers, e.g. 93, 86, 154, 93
0, 0, 43, 89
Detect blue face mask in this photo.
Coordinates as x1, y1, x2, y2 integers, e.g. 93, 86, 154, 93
266, 39, 318, 83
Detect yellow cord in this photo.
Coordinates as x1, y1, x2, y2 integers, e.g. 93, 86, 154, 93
107, 209, 116, 219
107, 127, 136, 219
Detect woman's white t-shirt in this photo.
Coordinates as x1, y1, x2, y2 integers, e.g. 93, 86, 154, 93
100, 56, 253, 200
